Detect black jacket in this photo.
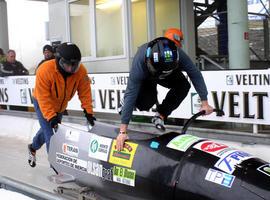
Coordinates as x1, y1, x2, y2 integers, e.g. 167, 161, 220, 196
0, 61, 29, 76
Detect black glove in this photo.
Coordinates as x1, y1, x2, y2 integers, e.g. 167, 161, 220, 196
49, 115, 61, 129
84, 110, 96, 126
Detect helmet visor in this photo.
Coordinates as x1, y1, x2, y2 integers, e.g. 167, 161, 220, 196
59, 57, 80, 74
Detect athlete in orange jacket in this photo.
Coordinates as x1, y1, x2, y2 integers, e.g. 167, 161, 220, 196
28, 43, 95, 168
33, 58, 93, 121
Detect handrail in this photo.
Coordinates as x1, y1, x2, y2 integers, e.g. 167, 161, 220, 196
249, 47, 263, 61
199, 55, 225, 70
197, 11, 269, 19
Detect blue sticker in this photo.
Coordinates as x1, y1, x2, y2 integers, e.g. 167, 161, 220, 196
146, 47, 151, 58
150, 141, 160, 149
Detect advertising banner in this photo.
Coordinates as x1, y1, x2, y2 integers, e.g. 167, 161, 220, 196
0, 69, 269, 125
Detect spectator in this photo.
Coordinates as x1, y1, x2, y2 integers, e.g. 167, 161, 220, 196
0, 49, 29, 76
35, 44, 55, 73
164, 28, 184, 47
0, 48, 6, 63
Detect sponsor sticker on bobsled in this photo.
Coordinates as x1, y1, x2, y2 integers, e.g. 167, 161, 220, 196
150, 141, 160, 149
87, 161, 113, 181
109, 141, 138, 168
113, 166, 136, 187
56, 153, 87, 173
193, 140, 229, 157
257, 164, 270, 177
167, 134, 201, 152
63, 143, 79, 157
214, 150, 254, 174
65, 129, 80, 142
88, 134, 112, 162
205, 168, 235, 188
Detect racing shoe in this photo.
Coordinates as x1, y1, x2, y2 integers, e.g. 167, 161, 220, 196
28, 144, 36, 168
152, 115, 166, 131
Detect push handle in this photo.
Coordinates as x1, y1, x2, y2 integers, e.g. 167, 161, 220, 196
181, 109, 224, 134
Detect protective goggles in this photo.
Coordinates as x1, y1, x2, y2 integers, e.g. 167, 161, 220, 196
59, 57, 80, 74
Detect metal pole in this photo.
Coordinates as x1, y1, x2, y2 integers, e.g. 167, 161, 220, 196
227, 0, 250, 69
147, 0, 156, 41
253, 124, 258, 134
0, 0, 9, 52
263, 19, 269, 60
180, 0, 196, 62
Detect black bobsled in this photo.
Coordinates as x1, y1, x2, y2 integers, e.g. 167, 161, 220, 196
48, 110, 270, 200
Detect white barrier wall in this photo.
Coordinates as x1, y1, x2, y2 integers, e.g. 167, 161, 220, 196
0, 69, 269, 125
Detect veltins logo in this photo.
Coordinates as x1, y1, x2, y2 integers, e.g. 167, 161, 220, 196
226, 75, 233, 85
110, 77, 116, 85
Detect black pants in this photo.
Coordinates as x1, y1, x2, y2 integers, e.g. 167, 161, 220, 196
135, 69, 191, 118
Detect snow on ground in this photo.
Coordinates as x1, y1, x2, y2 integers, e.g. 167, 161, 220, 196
0, 189, 35, 200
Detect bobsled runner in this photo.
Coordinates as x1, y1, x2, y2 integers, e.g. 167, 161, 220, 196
48, 110, 270, 200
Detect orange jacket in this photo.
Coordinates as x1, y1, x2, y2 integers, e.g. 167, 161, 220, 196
33, 59, 93, 121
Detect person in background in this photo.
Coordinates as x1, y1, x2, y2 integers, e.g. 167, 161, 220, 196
0, 48, 6, 63
0, 48, 6, 110
164, 28, 184, 48
28, 42, 95, 168
35, 44, 55, 73
116, 29, 213, 151
0, 49, 29, 76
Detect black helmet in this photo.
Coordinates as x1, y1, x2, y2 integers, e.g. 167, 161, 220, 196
145, 37, 179, 79
55, 42, 81, 74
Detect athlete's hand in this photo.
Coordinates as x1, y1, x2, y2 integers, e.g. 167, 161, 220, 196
49, 115, 61, 129
86, 113, 96, 126
84, 109, 96, 126
116, 132, 129, 151
200, 100, 214, 115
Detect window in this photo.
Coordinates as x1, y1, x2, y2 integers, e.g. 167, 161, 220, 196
131, 0, 147, 55
155, 0, 180, 37
95, 0, 124, 57
69, 0, 91, 57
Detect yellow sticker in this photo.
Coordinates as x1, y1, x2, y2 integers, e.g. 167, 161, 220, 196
109, 140, 138, 168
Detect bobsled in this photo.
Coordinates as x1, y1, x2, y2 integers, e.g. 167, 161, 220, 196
48, 111, 270, 200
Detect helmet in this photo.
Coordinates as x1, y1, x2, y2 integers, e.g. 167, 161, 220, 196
145, 37, 179, 79
55, 42, 81, 74
164, 28, 184, 47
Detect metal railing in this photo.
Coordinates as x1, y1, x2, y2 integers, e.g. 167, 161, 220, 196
197, 11, 270, 67
197, 55, 226, 70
